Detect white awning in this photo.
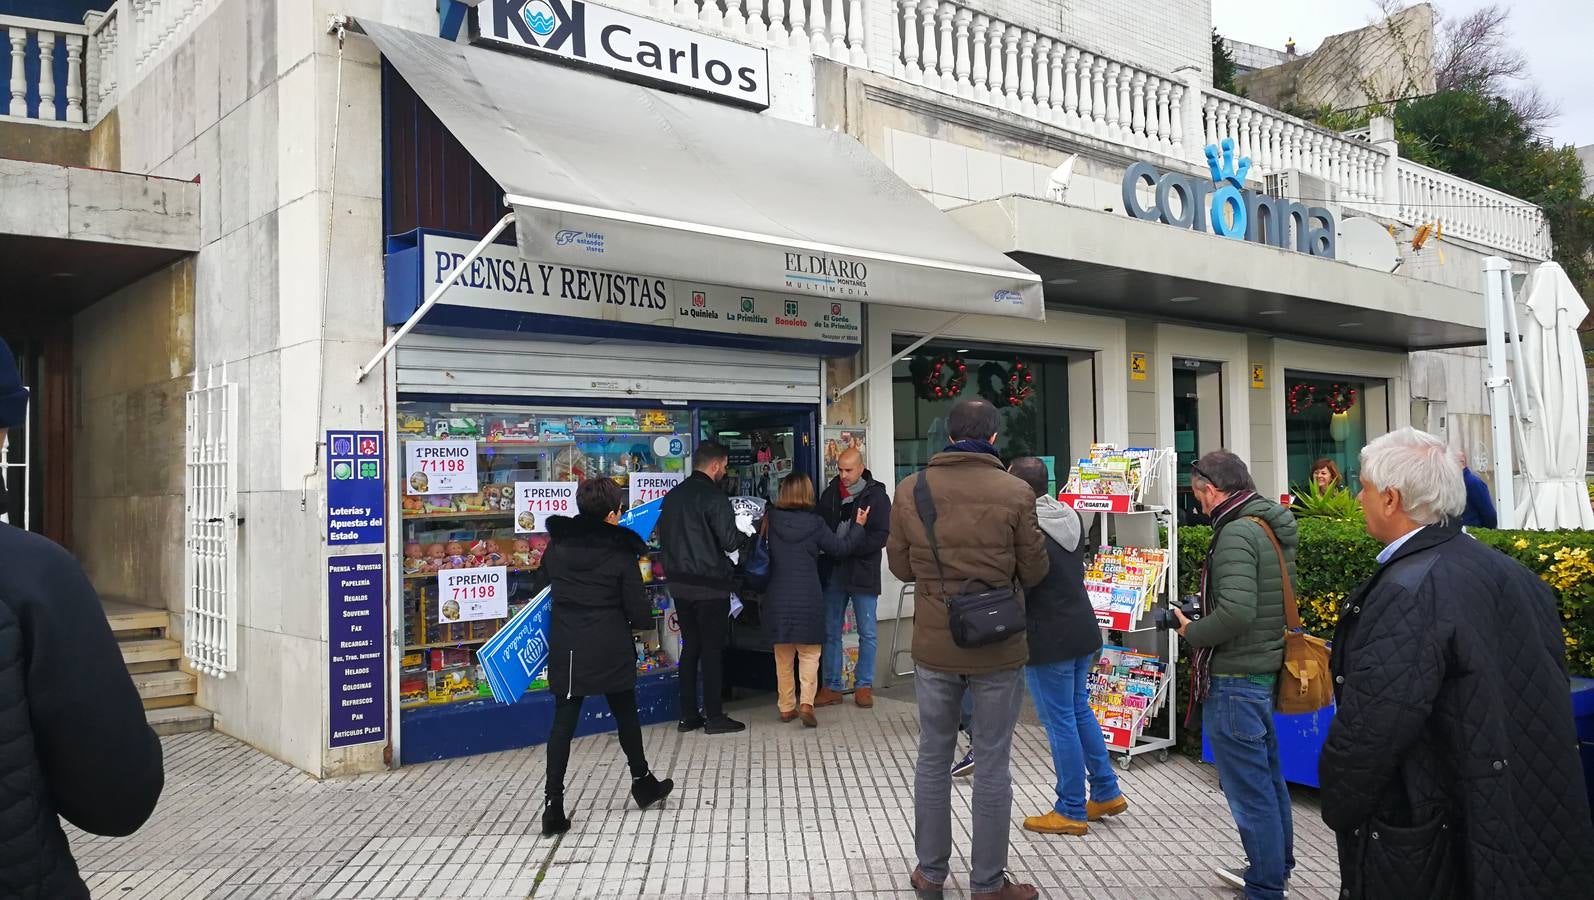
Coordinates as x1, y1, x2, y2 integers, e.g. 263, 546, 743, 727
359, 20, 1042, 320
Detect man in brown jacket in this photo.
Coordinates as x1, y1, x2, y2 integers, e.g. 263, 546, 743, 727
889, 399, 1049, 900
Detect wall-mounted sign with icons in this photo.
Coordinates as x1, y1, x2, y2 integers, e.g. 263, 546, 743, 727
327, 430, 385, 545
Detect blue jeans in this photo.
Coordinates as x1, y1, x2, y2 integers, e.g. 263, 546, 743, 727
1204, 677, 1295, 900
822, 589, 877, 690
1026, 655, 1121, 820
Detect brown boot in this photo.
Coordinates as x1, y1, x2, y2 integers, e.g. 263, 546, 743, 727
779, 709, 798, 723
799, 704, 817, 727
854, 687, 874, 708
909, 867, 944, 898
1086, 794, 1129, 821
972, 874, 1038, 900
814, 687, 844, 707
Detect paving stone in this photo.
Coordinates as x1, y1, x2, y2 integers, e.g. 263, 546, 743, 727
72, 691, 1339, 898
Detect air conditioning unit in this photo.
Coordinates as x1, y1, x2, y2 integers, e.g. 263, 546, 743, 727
1264, 169, 1338, 210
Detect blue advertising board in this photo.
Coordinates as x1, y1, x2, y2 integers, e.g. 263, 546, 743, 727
478, 586, 553, 704
328, 554, 386, 748
617, 497, 664, 542
327, 430, 385, 545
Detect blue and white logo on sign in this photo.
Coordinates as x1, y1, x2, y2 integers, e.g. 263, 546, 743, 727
522, 0, 558, 36
994, 289, 1022, 305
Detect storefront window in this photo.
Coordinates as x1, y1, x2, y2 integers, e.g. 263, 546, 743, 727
397, 403, 692, 709
1284, 376, 1368, 494
891, 345, 1070, 490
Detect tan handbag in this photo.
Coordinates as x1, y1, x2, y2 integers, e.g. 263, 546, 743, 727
1244, 517, 1334, 715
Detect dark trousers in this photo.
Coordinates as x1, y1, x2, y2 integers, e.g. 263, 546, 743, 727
545, 690, 650, 799
676, 594, 730, 718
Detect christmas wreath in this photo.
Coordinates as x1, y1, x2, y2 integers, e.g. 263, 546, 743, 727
1326, 383, 1358, 414
1287, 383, 1316, 414
976, 359, 1037, 407
910, 355, 968, 401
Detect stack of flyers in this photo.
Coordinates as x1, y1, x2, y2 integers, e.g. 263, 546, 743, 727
1062, 445, 1159, 497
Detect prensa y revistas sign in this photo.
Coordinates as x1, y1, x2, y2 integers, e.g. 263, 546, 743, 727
474, 0, 771, 109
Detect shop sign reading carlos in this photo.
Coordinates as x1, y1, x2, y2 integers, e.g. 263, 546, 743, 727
475, 0, 770, 109
1122, 138, 1337, 260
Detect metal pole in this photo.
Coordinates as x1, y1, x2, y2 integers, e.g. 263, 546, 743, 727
354, 212, 516, 383
828, 314, 966, 404
1483, 256, 1517, 528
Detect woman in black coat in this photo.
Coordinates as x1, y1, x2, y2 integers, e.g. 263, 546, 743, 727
538, 478, 674, 837
762, 473, 869, 727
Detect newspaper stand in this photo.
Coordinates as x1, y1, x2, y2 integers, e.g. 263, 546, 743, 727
1059, 448, 1179, 769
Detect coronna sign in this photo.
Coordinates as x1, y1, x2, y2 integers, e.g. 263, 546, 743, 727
1121, 139, 1336, 259
476, 0, 771, 109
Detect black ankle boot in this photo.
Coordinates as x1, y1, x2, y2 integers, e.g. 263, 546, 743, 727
541, 795, 571, 837
630, 773, 675, 810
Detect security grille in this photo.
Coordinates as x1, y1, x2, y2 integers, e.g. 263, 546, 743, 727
184, 364, 239, 677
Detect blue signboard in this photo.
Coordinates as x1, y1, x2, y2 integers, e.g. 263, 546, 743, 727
328, 554, 386, 748
479, 586, 554, 704
617, 497, 664, 542
327, 430, 386, 545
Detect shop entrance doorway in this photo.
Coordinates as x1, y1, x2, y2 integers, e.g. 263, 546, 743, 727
0, 328, 69, 546
1173, 358, 1225, 525
696, 404, 818, 697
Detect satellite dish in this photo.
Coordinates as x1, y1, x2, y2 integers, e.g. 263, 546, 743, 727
1336, 216, 1398, 272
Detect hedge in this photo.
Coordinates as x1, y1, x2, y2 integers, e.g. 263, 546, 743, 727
1176, 520, 1594, 677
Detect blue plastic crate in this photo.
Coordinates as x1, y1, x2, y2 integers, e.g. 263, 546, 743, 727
1202, 705, 1334, 788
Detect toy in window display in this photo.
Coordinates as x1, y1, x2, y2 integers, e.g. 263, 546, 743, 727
397, 413, 427, 435
488, 418, 536, 443
570, 416, 603, 433
422, 495, 454, 515
510, 538, 534, 568
539, 420, 571, 441
424, 544, 447, 573
432, 417, 482, 439
466, 538, 490, 567
640, 410, 672, 432
444, 541, 468, 569
483, 539, 506, 566
526, 534, 550, 569
404, 543, 425, 575
402, 496, 424, 515
550, 446, 590, 482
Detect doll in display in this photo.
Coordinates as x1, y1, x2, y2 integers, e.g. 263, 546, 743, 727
483, 539, 506, 566
404, 543, 424, 575
444, 541, 468, 569
510, 539, 534, 568
424, 544, 447, 572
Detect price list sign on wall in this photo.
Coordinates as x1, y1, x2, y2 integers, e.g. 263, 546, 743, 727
328, 555, 385, 749
629, 472, 685, 507
514, 482, 578, 533
405, 439, 478, 495
437, 566, 509, 623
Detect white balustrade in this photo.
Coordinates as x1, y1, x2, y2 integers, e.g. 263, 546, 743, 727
3, 16, 88, 123
1201, 91, 1389, 205
1395, 158, 1551, 260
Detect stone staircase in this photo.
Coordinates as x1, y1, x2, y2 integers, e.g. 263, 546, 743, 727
104, 600, 212, 736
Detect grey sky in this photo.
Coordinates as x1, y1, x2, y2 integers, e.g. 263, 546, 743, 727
1213, 0, 1590, 149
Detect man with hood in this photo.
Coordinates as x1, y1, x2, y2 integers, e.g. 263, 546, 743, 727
0, 336, 164, 898
814, 448, 891, 708
1007, 457, 1128, 837
1172, 450, 1298, 900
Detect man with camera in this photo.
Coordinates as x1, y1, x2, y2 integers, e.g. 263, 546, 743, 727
1171, 450, 1296, 900
888, 399, 1049, 900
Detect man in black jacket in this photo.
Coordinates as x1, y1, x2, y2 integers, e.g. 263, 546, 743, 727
658, 441, 753, 735
1008, 457, 1128, 838
1322, 427, 1594, 899
814, 449, 890, 709
0, 337, 164, 899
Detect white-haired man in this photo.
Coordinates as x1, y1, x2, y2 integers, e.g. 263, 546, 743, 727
1320, 427, 1594, 899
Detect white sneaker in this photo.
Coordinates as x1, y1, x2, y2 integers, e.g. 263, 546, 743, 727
1215, 865, 1288, 896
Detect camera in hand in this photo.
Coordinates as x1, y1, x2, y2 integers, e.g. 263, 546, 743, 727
1153, 596, 1203, 631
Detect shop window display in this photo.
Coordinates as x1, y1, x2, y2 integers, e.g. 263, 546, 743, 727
892, 346, 1070, 485
397, 403, 691, 709
1284, 376, 1368, 493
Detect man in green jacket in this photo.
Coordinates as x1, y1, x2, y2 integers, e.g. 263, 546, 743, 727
1172, 450, 1296, 900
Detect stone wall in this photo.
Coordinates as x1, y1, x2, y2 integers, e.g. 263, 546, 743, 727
71, 259, 194, 622
976, 0, 1211, 85
1238, 3, 1435, 113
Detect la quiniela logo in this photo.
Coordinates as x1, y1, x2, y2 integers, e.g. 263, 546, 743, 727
522, 0, 558, 37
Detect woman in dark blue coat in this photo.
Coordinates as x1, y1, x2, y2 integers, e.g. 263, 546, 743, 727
762, 473, 869, 727
537, 478, 674, 837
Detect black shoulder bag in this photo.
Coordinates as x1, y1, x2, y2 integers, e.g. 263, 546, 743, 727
913, 472, 1027, 648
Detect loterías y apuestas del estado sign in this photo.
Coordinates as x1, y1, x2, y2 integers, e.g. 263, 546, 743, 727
474, 0, 771, 109
1121, 139, 1337, 259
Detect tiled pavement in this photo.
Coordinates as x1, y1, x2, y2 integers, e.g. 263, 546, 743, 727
74, 687, 1340, 899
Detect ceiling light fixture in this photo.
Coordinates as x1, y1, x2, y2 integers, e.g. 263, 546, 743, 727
1045, 277, 1078, 286
1338, 322, 1363, 328
1167, 295, 1199, 303
1257, 309, 1286, 316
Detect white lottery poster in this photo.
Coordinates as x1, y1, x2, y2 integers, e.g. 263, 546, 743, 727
437, 566, 508, 623
514, 482, 578, 533
405, 440, 479, 495
629, 472, 685, 508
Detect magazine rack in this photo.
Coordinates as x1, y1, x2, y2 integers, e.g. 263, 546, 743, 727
1059, 447, 1179, 769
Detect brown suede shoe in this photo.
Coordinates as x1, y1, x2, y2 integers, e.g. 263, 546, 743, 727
800, 704, 817, 727
854, 687, 874, 708
909, 867, 944, 898
778, 710, 798, 723
972, 874, 1039, 900
1086, 794, 1129, 821
814, 687, 844, 707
